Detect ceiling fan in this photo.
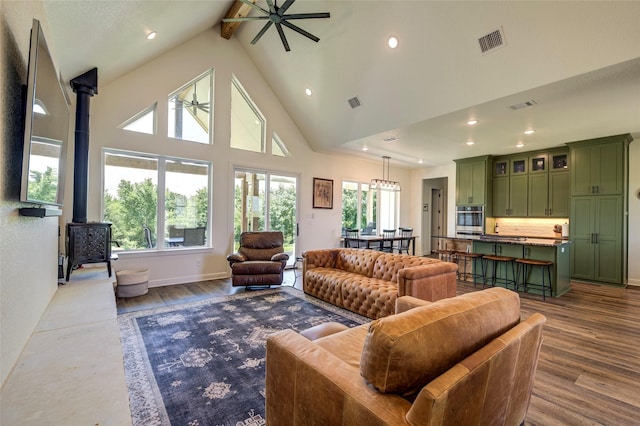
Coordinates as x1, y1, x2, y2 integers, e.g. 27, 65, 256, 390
222, 0, 330, 52
173, 82, 210, 114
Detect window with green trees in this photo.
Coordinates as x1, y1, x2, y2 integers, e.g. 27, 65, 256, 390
103, 150, 210, 250
342, 181, 377, 235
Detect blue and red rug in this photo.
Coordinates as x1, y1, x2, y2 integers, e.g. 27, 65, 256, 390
118, 287, 369, 426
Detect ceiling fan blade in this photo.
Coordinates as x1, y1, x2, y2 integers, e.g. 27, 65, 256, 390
278, 0, 296, 15
275, 23, 291, 52
282, 12, 330, 20
265, 0, 276, 14
222, 16, 269, 22
281, 21, 320, 43
238, 0, 269, 15
251, 21, 274, 45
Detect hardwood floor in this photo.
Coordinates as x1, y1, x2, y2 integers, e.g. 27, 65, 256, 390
116, 271, 640, 425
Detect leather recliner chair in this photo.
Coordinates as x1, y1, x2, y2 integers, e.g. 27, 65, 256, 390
227, 231, 290, 287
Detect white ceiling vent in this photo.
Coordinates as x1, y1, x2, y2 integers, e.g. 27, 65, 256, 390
509, 100, 537, 110
478, 28, 506, 54
348, 96, 361, 109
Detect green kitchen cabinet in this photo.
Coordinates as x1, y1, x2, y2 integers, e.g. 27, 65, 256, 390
493, 174, 527, 217
520, 245, 571, 297
529, 170, 569, 217
569, 135, 630, 196
473, 242, 523, 288
570, 196, 624, 284
568, 134, 631, 286
455, 156, 492, 208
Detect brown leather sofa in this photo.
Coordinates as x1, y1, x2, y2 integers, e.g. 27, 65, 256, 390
266, 287, 546, 426
303, 248, 458, 319
226, 231, 289, 286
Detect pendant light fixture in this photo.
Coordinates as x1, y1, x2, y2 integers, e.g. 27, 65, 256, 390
370, 156, 401, 192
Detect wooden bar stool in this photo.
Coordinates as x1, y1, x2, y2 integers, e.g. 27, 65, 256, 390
482, 255, 516, 290
515, 258, 554, 300
454, 252, 485, 287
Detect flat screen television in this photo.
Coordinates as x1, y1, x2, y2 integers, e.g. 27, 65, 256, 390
20, 19, 69, 207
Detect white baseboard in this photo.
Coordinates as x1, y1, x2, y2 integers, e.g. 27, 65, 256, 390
627, 278, 640, 287
148, 272, 229, 288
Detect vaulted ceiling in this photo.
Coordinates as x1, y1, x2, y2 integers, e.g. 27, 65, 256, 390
40, 1, 640, 167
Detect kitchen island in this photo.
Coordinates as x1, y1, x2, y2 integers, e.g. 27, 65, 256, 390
435, 235, 571, 297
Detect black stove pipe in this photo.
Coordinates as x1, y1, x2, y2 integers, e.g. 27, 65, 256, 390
70, 68, 98, 223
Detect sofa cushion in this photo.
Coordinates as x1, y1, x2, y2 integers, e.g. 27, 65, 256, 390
359, 287, 521, 396
335, 249, 381, 277
303, 268, 358, 307
238, 231, 284, 261
232, 260, 284, 275
372, 253, 442, 283
341, 277, 399, 319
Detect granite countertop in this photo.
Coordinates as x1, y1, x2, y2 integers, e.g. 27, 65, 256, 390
437, 235, 570, 246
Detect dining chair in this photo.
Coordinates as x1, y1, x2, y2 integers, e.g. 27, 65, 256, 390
396, 227, 413, 254
379, 229, 396, 252
344, 228, 361, 248
183, 227, 206, 246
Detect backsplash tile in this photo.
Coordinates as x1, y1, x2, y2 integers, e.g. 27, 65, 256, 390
485, 217, 569, 238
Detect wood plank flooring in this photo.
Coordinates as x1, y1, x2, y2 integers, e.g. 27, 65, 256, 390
116, 271, 640, 425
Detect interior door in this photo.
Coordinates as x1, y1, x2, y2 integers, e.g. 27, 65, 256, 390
234, 169, 298, 266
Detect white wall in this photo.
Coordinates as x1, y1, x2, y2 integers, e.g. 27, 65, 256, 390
0, 1, 61, 386
77, 27, 412, 287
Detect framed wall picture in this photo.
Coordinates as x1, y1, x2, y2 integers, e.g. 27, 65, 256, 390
313, 177, 333, 209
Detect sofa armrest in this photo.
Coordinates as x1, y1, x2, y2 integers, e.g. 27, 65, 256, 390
266, 329, 411, 426
226, 252, 247, 265
397, 262, 458, 301
302, 249, 339, 270
395, 295, 433, 314
271, 252, 289, 262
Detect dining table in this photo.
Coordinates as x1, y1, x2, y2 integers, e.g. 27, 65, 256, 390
343, 234, 418, 255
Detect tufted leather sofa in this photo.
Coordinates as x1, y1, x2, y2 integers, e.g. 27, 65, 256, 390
303, 248, 458, 319
266, 287, 546, 426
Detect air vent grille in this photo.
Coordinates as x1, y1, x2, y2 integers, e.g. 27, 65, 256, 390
478, 28, 505, 53
509, 100, 537, 110
348, 96, 361, 109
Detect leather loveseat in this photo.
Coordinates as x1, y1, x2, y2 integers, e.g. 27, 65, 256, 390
303, 248, 458, 319
266, 287, 546, 426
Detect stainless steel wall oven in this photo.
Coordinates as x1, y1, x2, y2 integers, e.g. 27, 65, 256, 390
456, 206, 485, 236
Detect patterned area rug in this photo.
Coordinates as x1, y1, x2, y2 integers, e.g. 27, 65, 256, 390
118, 287, 369, 426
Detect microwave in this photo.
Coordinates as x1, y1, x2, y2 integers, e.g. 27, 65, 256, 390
456, 206, 485, 236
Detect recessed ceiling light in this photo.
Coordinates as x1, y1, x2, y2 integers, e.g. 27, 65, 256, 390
383, 137, 398, 142
524, 129, 535, 135
388, 36, 398, 49
467, 119, 478, 126
516, 142, 525, 148
146, 31, 157, 40
418, 159, 424, 164
466, 140, 475, 146
305, 88, 312, 96
362, 146, 369, 151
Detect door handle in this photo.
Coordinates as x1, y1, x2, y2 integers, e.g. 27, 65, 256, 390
296, 223, 299, 237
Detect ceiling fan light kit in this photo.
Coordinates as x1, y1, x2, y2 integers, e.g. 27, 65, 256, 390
222, 0, 330, 52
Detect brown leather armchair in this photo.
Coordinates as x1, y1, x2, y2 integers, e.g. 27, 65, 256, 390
227, 231, 289, 287
266, 287, 546, 425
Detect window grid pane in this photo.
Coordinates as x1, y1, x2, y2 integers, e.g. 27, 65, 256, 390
231, 78, 265, 153
103, 150, 211, 251
168, 71, 212, 144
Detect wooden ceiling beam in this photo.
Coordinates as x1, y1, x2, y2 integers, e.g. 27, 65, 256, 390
221, 0, 256, 40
